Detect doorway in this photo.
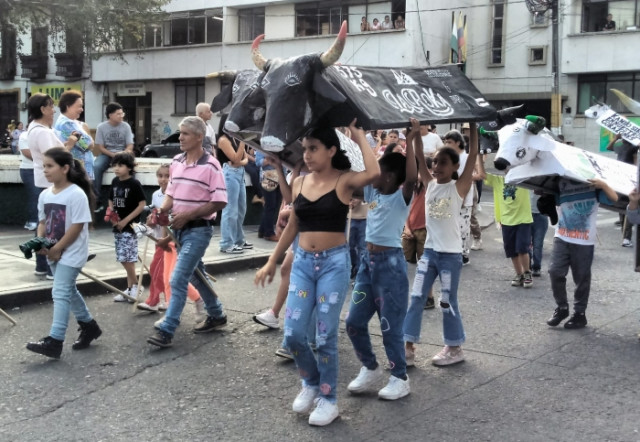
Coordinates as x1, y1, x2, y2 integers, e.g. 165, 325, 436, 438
115, 92, 152, 152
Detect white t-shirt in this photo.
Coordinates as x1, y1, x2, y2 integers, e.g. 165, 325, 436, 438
421, 132, 443, 156
151, 188, 166, 238
28, 123, 64, 188
38, 184, 92, 268
425, 180, 463, 253
554, 180, 600, 246
18, 131, 33, 169
458, 152, 474, 207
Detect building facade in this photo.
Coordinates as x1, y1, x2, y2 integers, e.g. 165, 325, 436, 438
1, 0, 638, 152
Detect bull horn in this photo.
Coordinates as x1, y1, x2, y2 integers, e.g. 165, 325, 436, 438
524, 115, 546, 134
478, 127, 498, 139
611, 88, 640, 114
206, 70, 237, 80
251, 34, 268, 71
319, 20, 347, 67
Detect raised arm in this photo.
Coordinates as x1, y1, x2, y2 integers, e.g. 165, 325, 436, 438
413, 121, 434, 188
402, 119, 419, 203
455, 122, 478, 197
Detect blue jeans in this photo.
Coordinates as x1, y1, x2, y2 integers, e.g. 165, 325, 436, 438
348, 219, 366, 278
346, 248, 409, 379
159, 226, 225, 337
35, 187, 50, 274
244, 161, 262, 198
20, 168, 39, 224
259, 187, 280, 237
284, 244, 350, 403
529, 213, 549, 271
93, 154, 111, 205
48, 261, 93, 341
403, 249, 465, 346
219, 164, 247, 250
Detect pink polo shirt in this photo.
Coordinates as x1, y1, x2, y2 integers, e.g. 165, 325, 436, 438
167, 150, 227, 220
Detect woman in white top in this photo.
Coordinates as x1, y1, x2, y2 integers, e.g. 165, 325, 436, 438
18, 128, 38, 230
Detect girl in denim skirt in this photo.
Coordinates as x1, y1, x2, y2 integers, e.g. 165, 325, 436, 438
403, 122, 479, 367
255, 119, 379, 426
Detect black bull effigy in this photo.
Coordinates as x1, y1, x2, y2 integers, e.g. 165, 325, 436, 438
208, 21, 496, 166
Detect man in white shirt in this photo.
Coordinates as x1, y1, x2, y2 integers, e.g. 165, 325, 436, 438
420, 124, 443, 157
196, 102, 216, 153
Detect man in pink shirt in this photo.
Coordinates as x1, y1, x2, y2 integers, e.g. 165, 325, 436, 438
147, 116, 228, 348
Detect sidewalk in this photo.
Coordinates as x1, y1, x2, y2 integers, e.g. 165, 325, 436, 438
0, 224, 273, 308
0, 200, 496, 309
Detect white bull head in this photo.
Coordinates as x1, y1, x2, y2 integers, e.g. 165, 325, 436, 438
493, 117, 557, 170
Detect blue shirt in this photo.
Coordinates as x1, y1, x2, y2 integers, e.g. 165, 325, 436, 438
364, 185, 411, 248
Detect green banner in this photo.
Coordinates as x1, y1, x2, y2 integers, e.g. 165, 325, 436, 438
600, 116, 640, 151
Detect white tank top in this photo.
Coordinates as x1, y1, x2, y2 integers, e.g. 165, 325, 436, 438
424, 180, 463, 253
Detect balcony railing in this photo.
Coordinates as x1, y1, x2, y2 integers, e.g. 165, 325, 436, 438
54, 53, 84, 78
19, 55, 48, 79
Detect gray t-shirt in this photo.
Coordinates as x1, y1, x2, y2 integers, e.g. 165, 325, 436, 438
95, 121, 134, 153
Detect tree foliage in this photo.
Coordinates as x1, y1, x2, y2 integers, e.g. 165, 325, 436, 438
0, 0, 170, 58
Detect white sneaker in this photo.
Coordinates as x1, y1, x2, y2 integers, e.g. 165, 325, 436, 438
471, 238, 483, 250
378, 375, 410, 400
154, 316, 164, 328
158, 300, 167, 311
253, 309, 279, 329
137, 302, 158, 312
194, 299, 207, 323
129, 285, 142, 302
292, 386, 318, 414
622, 239, 633, 247
308, 398, 339, 426
347, 366, 384, 393
113, 288, 131, 302
432, 346, 465, 366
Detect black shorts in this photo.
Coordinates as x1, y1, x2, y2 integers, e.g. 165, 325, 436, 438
501, 223, 532, 258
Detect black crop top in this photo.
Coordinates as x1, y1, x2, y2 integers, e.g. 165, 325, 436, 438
294, 176, 349, 232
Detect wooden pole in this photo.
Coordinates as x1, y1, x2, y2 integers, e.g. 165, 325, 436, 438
0, 307, 17, 325
133, 236, 150, 311
79, 269, 137, 302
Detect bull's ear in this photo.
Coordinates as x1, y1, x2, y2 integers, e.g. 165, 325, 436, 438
211, 84, 233, 113
312, 72, 346, 104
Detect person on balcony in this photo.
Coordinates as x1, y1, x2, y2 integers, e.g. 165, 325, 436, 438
602, 14, 616, 31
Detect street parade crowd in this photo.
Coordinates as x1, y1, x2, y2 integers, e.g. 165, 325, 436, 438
16, 90, 639, 427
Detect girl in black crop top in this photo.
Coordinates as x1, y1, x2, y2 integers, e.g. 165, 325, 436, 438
255, 119, 380, 425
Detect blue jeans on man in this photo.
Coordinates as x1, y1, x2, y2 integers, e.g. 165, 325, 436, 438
346, 248, 409, 379
284, 244, 350, 403
219, 164, 247, 250
403, 249, 465, 347
158, 226, 225, 337
92, 154, 111, 206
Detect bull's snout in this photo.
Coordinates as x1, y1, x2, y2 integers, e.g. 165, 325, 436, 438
224, 120, 240, 132
494, 158, 510, 170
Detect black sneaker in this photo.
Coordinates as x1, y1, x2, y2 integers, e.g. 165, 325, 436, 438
193, 315, 227, 333
546, 306, 569, 326
147, 330, 173, 348
462, 256, 470, 266
564, 312, 587, 329
424, 297, 435, 310
72, 319, 102, 350
240, 241, 253, 249
26, 336, 63, 359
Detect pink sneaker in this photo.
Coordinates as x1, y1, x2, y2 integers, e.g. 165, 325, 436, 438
432, 346, 464, 366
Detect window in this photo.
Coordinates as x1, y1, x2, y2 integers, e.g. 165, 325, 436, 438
174, 79, 204, 115
238, 8, 265, 42
581, 0, 639, 32
0, 26, 17, 80
160, 10, 223, 47
32, 26, 48, 57
577, 72, 640, 113
489, 0, 506, 65
296, 2, 348, 37
528, 46, 547, 65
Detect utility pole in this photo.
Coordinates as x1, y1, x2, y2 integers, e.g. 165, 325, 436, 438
526, 0, 561, 135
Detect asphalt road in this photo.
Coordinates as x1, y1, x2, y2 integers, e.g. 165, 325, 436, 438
1, 207, 640, 442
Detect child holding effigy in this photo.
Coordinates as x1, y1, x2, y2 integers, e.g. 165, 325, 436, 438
107, 152, 147, 302
344, 117, 418, 400
26, 148, 101, 359
403, 122, 479, 367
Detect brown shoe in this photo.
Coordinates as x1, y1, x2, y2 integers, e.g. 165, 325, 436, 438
264, 235, 280, 242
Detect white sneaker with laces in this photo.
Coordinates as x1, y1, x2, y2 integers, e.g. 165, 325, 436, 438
129, 285, 141, 302
113, 288, 131, 302
378, 375, 410, 400
622, 238, 633, 247
471, 238, 483, 250
194, 299, 207, 323
308, 398, 339, 426
253, 309, 279, 329
137, 302, 158, 312
432, 345, 465, 366
292, 386, 318, 414
347, 366, 384, 393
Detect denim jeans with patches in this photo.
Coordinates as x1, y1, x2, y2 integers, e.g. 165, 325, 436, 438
284, 244, 350, 403
346, 248, 409, 379
403, 248, 466, 347
159, 226, 225, 337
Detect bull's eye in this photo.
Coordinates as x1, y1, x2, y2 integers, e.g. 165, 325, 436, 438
284, 73, 301, 87
516, 148, 526, 159
232, 84, 240, 93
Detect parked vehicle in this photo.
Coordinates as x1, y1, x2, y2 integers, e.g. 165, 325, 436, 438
140, 132, 181, 158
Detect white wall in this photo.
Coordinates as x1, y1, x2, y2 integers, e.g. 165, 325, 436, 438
265, 5, 295, 39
